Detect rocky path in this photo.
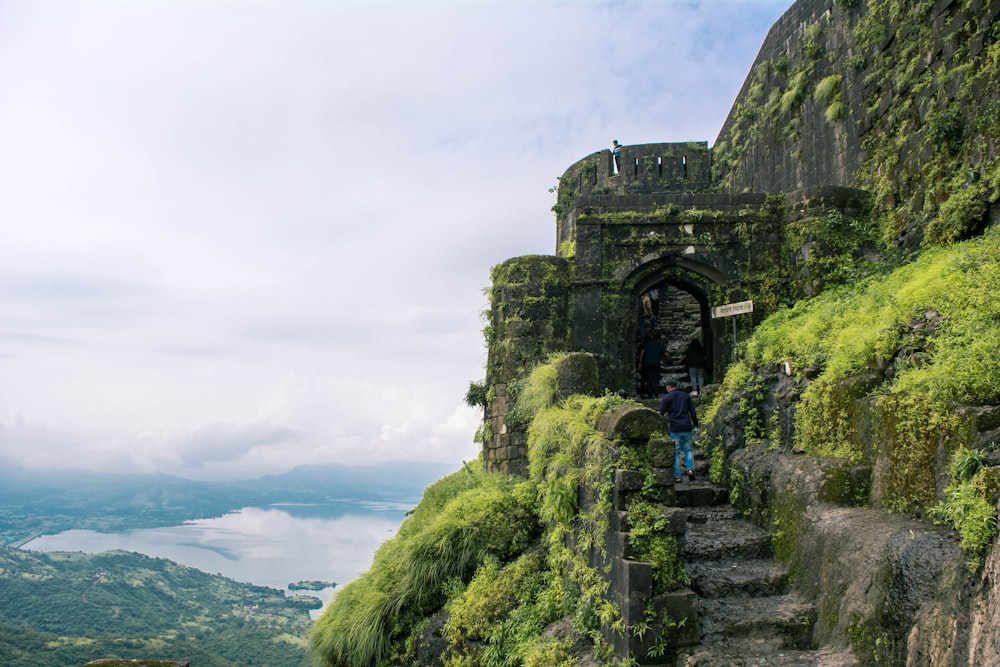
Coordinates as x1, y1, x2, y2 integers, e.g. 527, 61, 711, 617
671, 453, 855, 666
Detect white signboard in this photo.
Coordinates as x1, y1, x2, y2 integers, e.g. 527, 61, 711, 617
712, 300, 754, 318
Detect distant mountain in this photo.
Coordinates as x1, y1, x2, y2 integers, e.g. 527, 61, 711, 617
0, 460, 461, 546
240, 461, 461, 500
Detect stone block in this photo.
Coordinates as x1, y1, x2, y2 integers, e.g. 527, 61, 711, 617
616, 469, 644, 492
652, 467, 675, 488
555, 351, 599, 397
661, 507, 688, 536
620, 593, 650, 627
613, 484, 631, 512
656, 485, 677, 506
596, 405, 665, 443
609, 530, 628, 558
647, 436, 674, 469
676, 485, 717, 508
653, 589, 700, 647
613, 558, 653, 597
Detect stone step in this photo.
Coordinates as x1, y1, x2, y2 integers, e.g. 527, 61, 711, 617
685, 504, 742, 523
696, 593, 817, 649
669, 477, 857, 666
682, 510, 773, 561
674, 480, 728, 508
684, 558, 790, 598
676, 638, 856, 666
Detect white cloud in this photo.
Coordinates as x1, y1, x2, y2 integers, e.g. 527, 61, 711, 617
0, 0, 789, 479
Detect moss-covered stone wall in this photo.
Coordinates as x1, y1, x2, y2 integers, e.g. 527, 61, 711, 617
484, 255, 571, 475
715, 0, 1000, 251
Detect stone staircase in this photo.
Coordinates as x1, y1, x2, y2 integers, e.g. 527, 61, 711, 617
671, 450, 856, 666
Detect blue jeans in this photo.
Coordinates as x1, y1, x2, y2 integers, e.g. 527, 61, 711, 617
688, 367, 705, 392
671, 430, 695, 479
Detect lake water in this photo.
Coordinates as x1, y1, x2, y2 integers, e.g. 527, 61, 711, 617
22, 499, 410, 617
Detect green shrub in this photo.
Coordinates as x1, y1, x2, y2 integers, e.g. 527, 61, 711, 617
923, 182, 990, 247
309, 466, 540, 667
442, 550, 550, 645
626, 499, 689, 593
780, 71, 810, 114
929, 447, 1000, 569
825, 100, 846, 124
813, 75, 843, 104
465, 380, 488, 408
927, 103, 964, 154
845, 54, 865, 69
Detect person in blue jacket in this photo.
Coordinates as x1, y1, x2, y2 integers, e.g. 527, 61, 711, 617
658, 380, 699, 483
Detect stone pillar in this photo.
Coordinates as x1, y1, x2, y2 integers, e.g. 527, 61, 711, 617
484, 255, 571, 476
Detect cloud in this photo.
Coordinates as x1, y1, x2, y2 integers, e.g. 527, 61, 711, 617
0, 0, 789, 479
164, 422, 305, 467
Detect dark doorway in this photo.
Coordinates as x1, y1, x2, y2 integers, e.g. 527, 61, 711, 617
634, 280, 711, 397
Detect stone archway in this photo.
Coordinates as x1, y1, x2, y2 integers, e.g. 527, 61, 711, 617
631, 279, 709, 394
618, 260, 722, 397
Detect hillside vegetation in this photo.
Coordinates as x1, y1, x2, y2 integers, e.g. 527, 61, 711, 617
0, 546, 315, 666
708, 224, 1000, 564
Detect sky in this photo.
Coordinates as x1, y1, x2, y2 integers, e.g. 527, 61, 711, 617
0, 0, 790, 481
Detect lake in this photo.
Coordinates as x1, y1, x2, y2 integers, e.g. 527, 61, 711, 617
22, 499, 410, 617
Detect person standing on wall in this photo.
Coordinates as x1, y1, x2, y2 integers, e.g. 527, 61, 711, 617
683, 338, 707, 397
659, 380, 699, 483
612, 140, 622, 174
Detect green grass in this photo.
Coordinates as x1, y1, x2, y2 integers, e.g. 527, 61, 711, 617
707, 225, 1000, 512
308, 464, 540, 667
743, 226, 1000, 407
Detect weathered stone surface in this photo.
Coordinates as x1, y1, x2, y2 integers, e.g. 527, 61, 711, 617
613, 558, 652, 597
554, 351, 599, 398
646, 435, 674, 469
685, 558, 790, 598
615, 468, 644, 492
683, 507, 772, 561
596, 404, 665, 443
965, 522, 1000, 666
728, 448, 975, 663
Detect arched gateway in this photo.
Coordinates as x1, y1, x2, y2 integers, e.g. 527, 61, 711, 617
482, 141, 867, 475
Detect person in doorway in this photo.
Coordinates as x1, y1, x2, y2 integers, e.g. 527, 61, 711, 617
641, 291, 655, 323
638, 333, 665, 398
658, 380, 699, 483
612, 140, 622, 173
683, 338, 706, 396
